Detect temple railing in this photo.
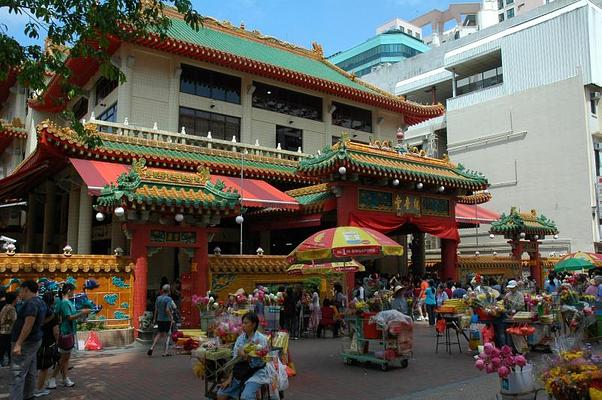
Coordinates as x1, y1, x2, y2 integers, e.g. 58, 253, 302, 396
89, 119, 309, 162
0, 253, 134, 273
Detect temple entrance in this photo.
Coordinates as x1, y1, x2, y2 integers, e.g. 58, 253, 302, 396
146, 247, 193, 311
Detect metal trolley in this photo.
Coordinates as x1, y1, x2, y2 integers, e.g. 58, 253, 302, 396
341, 315, 411, 371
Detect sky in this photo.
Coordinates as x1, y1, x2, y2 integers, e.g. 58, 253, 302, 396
0, 0, 467, 56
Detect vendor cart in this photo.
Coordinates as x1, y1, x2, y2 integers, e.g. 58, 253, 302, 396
341, 315, 410, 371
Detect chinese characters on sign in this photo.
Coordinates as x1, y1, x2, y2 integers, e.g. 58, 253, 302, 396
358, 189, 451, 217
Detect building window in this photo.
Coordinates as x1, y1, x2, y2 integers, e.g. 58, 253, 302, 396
178, 107, 240, 141
332, 102, 372, 133
95, 77, 118, 106
252, 81, 322, 121
335, 43, 423, 72
456, 66, 504, 96
72, 97, 89, 120
415, 32, 420, 39
506, 0, 514, 4
596, 148, 602, 176
98, 103, 117, 122
180, 64, 241, 104
507, 8, 515, 18
498, 13, 505, 22
276, 126, 303, 151
498, 0, 504, 9
591, 92, 599, 115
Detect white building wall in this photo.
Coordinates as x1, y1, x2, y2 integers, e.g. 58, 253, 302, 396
448, 75, 596, 251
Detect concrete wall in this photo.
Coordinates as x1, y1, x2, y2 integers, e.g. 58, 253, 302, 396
67, 46, 403, 155
447, 75, 596, 251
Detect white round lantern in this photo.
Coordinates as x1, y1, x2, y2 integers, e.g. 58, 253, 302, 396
553, 234, 559, 240
438, 186, 445, 193
416, 182, 424, 190
338, 166, 347, 175
519, 232, 526, 239
235, 215, 244, 224
114, 207, 125, 217
95, 212, 105, 222
174, 213, 184, 223
392, 179, 400, 186
489, 234, 495, 239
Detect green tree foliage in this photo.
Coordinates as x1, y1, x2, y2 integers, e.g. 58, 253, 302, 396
0, 0, 201, 144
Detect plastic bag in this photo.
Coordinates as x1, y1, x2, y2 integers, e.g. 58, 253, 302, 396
370, 310, 413, 330
481, 324, 494, 344
84, 331, 103, 351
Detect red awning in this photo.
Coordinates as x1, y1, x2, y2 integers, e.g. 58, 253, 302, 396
70, 159, 130, 196
211, 175, 299, 210
455, 203, 500, 225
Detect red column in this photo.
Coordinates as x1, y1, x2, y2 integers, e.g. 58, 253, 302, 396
440, 239, 458, 282
131, 229, 148, 332
335, 183, 358, 299
184, 229, 208, 328
528, 243, 543, 288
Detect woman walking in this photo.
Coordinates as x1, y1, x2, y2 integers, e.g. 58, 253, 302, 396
48, 284, 89, 389
425, 280, 437, 326
308, 288, 321, 334
0, 292, 17, 367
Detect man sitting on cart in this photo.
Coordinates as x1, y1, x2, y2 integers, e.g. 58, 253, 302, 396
217, 312, 277, 400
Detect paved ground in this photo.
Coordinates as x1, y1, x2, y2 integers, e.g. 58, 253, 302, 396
0, 322, 550, 400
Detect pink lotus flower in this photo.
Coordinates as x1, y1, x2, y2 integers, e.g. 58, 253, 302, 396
515, 355, 526, 367
475, 359, 485, 370
485, 363, 496, 374
484, 342, 494, 355
491, 357, 501, 367
498, 365, 510, 378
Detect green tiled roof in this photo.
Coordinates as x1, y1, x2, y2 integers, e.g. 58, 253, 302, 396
96, 160, 240, 211
297, 139, 489, 190
294, 191, 333, 206
166, 18, 377, 94
490, 207, 558, 238
101, 139, 297, 176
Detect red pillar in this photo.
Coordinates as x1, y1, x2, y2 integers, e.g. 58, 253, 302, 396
335, 183, 359, 299
131, 229, 148, 332
441, 239, 458, 282
528, 246, 543, 289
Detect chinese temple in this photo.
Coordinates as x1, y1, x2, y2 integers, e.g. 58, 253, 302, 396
0, 11, 496, 330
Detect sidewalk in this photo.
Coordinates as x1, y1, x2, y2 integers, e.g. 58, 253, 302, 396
0, 323, 551, 400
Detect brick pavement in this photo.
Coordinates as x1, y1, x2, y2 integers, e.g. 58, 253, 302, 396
0, 323, 549, 400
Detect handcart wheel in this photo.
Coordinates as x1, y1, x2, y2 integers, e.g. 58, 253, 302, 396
381, 363, 388, 371
401, 359, 409, 369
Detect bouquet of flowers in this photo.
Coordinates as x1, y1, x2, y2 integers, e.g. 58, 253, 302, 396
559, 285, 580, 306
541, 347, 602, 400
467, 287, 504, 318
474, 342, 528, 378
213, 314, 243, 344
192, 293, 218, 313
243, 342, 269, 359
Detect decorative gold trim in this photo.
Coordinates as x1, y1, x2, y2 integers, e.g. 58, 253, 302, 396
208, 255, 288, 273
286, 183, 329, 197
0, 254, 134, 274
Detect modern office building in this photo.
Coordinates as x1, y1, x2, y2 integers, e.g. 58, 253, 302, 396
364, 0, 602, 254
328, 20, 430, 77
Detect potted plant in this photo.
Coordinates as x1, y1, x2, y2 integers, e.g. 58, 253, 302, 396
475, 343, 534, 396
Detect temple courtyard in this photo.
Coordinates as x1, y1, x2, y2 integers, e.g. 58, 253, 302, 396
0, 323, 554, 400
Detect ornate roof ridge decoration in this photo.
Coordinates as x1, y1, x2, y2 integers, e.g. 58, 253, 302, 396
286, 183, 329, 197
298, 137, 489, 190
0, 253, 134, 274
96, 159, 240, 211
490, 207, 559, 237
0, 118, 27, 138
457, 191, 493, 205
208, 254, 289, 273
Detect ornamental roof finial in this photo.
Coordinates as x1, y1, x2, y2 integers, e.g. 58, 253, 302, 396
311, 41, 324, 58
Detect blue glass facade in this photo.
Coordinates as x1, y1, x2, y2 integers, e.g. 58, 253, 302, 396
329, 32, 430, 77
